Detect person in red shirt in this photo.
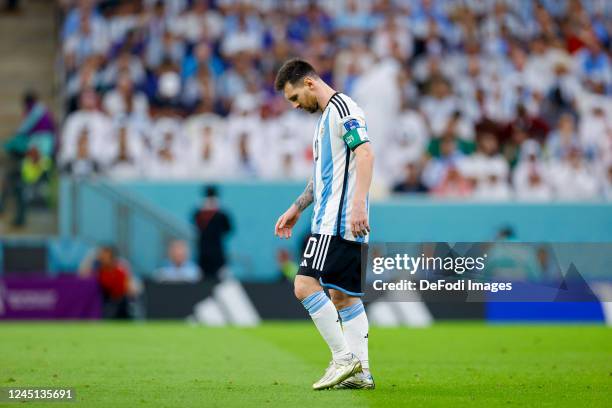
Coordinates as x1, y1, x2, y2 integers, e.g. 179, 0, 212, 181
95, 247, 130, 299
82, 246, 135, 319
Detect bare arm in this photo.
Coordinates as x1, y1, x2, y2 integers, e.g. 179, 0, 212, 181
294, 177, 314, 212
353, 144, 374, 203
350, 143, 374, 237
275, 177, 314, 239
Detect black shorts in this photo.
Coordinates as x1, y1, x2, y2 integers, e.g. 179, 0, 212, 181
297, 233, 366, 297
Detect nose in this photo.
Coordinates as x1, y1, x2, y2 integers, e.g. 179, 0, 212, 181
292, 102, 300, 109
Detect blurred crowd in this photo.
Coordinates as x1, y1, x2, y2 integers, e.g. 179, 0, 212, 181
56, 0, 612, 200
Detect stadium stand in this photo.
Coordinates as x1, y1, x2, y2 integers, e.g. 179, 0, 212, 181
53, 0, 612, 199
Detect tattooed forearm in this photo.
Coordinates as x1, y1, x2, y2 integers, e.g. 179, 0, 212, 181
294, 178, 314, 211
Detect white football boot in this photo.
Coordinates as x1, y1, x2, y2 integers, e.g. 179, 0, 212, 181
312, 354, 362, 390
333, 372, 375, 389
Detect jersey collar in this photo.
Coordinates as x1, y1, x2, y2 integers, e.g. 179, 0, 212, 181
323, 92, 340, 112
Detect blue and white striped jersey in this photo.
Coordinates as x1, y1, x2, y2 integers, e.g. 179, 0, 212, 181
311, 92, 370, 243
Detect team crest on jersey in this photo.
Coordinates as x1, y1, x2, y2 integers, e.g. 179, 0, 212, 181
344, 118, 361, 132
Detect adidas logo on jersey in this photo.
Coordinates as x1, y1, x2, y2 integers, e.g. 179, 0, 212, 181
300, 260, 307, 267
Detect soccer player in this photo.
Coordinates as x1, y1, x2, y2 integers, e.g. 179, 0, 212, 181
273, 59, 375, 390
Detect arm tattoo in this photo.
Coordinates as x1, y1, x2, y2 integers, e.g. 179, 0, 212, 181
294, 178, 314, 211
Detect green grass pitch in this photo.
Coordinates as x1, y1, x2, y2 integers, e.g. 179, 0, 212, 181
1, 322, 610, 407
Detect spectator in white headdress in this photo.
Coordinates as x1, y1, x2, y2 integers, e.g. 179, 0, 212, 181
187, 116, 236, 180
549, 146, 599, 200
106, 119, 145, 179
103, 71, 149, 120
512, 140, 552, 201
60, 89, 111, 165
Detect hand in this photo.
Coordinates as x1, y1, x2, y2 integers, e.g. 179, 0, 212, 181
350, 200, 370, 238
275, 204, 301, 239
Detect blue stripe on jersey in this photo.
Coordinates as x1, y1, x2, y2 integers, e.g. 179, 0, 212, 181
311, 114, 323, 226
314, 113, 333, 229
338, 146, 350, 236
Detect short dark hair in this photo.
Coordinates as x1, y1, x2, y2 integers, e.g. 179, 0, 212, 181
204, 185, 218, 198
99, 245, 118, 259
23, 90, 38, 107
274, 59, 317, 92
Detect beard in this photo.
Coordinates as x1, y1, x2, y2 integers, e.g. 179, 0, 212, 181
303, 100, 319, 113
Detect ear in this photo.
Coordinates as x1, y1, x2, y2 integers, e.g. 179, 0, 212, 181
303, 76, 316, 90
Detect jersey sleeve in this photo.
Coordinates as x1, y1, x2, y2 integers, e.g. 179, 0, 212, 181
340, 115, 370, 151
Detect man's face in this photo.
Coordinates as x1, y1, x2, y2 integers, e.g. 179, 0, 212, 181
80, 90, 97, 110
283, 79, 319, 113
169, 242, 187, 265
98, 248, 114, 267
440, 138, 456, 157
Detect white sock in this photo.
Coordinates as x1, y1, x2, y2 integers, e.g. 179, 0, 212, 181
339, 301, 370, 375
301, 291, 351, 361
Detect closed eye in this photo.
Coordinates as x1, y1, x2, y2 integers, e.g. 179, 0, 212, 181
289, 95, 298, 102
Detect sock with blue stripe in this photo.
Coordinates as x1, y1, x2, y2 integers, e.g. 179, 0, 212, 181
302, 291, 351, 361
339, 301, 370, 375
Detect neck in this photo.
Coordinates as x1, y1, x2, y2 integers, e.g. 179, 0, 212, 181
316, 81, 337, 112
205, 198, 218, 209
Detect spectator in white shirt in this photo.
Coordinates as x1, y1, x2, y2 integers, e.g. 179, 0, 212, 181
420, 77, 459, 137
101, 49, 146, 89
473, 159, 513, 200
60, 89, 111, 165
234, 131, 258, 178
146, 30, 185, 70
549, 146, 599, 200
182, 64, 217, 111
154, 240, 202, 283
63, 11, 109, 72
188, 119, 236, 180
523, 36, 556, 95
106, 3, 139, 44
385, 107, 428, 182
546, 113, 580, 160
61, 128, 104, 178
151, 114, 187, 152
106, 122, 145, 180
371, 14, 413, 60
147, 131, 191, 179
422, 136, 466, 190
220, 12, 263, 58
103, 71, 149, 120
170, 0, 224, 43
574, 34, 612, 86
579, 106, 610, 162
65, 57, 105, 108
513, 140, 553, 201
460, 131, 509, 195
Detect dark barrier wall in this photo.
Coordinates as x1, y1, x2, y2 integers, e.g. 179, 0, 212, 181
143, 280, 306, 320
142, 280, 486, 321
144, 280, 215, 319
